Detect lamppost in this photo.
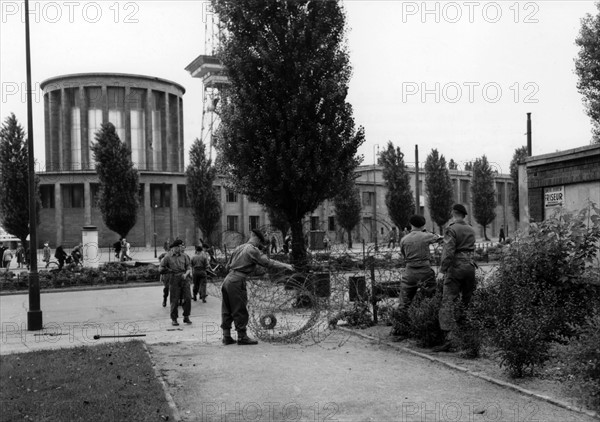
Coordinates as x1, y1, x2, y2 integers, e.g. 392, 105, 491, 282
153, 203, 158, 258
373, 144, 379, 251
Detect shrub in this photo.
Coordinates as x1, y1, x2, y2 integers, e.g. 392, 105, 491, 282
330, 301, 374, 329
557, 312, 600, 411
406, 288, 445, 348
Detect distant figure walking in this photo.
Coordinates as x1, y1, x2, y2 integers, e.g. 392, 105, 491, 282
15, 243, 26, 268
42, 242, 51, 269
2, 246, 14, 270
113, 238, 122, 259
498, 227, 506, 243
54, 246, 68, 270
387, 227, 398, 249
270, 235, 278, 254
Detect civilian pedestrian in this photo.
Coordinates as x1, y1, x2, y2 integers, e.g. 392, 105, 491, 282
42, 242, 51, 269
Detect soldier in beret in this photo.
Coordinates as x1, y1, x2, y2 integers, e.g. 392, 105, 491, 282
159, 239, 193, 326
221, 229, 294, 345
433, 203, 476, 352
395, 215, 442, 337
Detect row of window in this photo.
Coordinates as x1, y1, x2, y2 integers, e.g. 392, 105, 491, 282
225, 215, 337, 233
39, 184, 198, 209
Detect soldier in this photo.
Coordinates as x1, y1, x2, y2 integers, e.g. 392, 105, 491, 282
398, 215, 441, 321
433, 203, 476, 352
387, 227, 398, 249
158, 244, 170, 307
191, 244, 210, 302
159, 239, 193, 326
221, 229, 294, 345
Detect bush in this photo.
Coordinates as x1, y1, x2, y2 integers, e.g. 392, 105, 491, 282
557, 312, 600, 411
330, 301, 374, 329
406, 288, 445, 348
482, 203, 600, 377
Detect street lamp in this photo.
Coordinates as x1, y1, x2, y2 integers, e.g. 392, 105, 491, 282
153, 203, 158, 258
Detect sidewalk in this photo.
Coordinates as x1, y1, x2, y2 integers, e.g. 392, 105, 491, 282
1, 285, 597, 421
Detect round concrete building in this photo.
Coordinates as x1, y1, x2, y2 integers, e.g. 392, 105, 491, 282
37, 73, 197, 250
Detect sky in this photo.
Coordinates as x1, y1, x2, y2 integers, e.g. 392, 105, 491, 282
1, 0, 598, 175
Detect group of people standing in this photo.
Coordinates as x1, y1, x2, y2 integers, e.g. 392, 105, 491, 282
398, 203, 476, 352
158, 239, 215, 327
0, 242, 29, 270
113, 238, 132, 261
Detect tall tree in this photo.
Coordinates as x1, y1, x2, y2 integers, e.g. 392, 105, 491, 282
91, 122, 139, 238
424, 149, 453, 234
379, 141, 414, 231
0, 113, 40, 244
575, 2, 600, 144
471, 155, 497, 240
213, 0, 364, 265
334, 179, 362, 249
509, 146, 528, 222
186, 138, 222, 244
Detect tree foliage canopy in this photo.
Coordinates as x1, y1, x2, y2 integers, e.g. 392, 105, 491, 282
471, 155, 497, 239
380, 141, 414, 230
91, 122, 140, 238
575, 2, 600, 144
186, 139, 222, 243
509, 146, 528, 222
213, 0, 364, 263
334, 177, 362, 249
424, 149, 453, 234
0, 113, 40, 243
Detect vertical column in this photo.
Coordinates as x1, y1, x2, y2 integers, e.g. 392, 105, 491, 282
177, 96, 183, 172
144, 183, 151, 248
83, 181, 91, 226
80, 86, 89, 169
164, 94, 171, 171
145, 89, 153, 171
124, 86, 131, 147
171, 183, 178, 239
44, 93, 51, 171
102, 86, 109, 123
55, 182, 63, 247
60, 88, 68, 170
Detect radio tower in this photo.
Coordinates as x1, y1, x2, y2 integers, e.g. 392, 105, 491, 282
185, 5, 229, 163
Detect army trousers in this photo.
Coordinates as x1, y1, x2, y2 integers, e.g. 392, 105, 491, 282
400, 266, 436, 311
169, 274, 192, 321
221, 272, 249, 334
438, 261, 476, 331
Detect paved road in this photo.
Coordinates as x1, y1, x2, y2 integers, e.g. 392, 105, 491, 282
0, 285, 596, 422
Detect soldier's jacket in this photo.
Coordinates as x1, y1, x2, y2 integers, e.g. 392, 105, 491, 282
440, 221, 476, 273
159, 251, 191, 283
227, 243, 287, 275
400, 230, 440, 268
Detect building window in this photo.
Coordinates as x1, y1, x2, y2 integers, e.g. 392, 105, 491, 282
226, 190, 238, 203
151, 91, 164, 171
130, 109, 146, 169
496, 182, 504, 205
249, 216, 260, 231
178, 185, 190, 208
71, 107, 81, 170
461, 180, 469, 204
87, 86, 103, 168
150, 184, 170, 208
310, 216, 319, 231
108, 87, 125, 141
62, 184, 84, 208
90, 183, 100, 208
328, 216, 335, 232
362, 192, 373, 206
227, 215, 239, 232
40, 185, 55, 209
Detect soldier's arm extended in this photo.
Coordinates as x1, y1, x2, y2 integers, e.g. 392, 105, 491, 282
248, 245, 293, 272
439, 228, 456, 273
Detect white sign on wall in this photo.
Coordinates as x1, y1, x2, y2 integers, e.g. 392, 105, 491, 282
544, 186, 564, 208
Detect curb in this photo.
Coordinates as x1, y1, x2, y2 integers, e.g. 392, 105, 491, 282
0, 281, 163, 296
339, 327, 600, 420
142, 342, 182, 422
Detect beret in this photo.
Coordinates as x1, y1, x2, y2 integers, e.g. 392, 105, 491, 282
251, 229, 266, 243
452, 204, 468, 215
409, 215, 426, 227
170, 239, 184, 248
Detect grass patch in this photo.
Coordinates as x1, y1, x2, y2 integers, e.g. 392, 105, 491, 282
0, 340, 172, 421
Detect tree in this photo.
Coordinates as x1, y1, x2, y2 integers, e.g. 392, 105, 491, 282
464, 161, 473, 171
186, 139, 222, 244
91, 122, 139, 238
0, 113, 40, 244
213, 0, 365, 265
509, 146, 528, 222
471, 155, 497, 240
334, 178, 362, 249
379, 141, 414, 231
448, 159, 458, 170
424, 149, 453, 234
575, 2, 600, 144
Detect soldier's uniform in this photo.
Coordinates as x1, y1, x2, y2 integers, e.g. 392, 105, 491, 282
438, 213, 476, 332
191, 246, 210, 302
159, 240, 192, 325
221, 230, 292, 344
399, 225, 439, 311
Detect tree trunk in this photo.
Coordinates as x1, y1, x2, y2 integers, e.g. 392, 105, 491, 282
347, 228, 353, 249
483, 225, 489, 241
290, 219, 307, 268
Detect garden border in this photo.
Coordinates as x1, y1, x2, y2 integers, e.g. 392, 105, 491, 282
339, 327, 600, 420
